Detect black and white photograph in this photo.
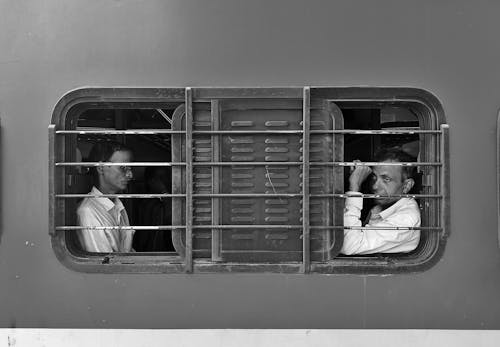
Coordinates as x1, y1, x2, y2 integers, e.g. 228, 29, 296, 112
0, 1, 499, 346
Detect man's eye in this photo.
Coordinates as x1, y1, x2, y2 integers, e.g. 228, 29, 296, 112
384, 177, 391, 182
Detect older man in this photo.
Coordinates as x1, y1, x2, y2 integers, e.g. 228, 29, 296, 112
341, 147, 421, 255
77, 141, 135, 253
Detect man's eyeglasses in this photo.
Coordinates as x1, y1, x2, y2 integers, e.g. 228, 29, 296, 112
118, 166, 133, 174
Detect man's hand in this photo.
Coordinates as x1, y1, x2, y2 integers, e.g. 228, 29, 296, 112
349, 161, 372, 192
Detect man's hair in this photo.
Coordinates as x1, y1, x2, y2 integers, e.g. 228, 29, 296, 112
374, 146, 417, 181
87, 141, 132, 182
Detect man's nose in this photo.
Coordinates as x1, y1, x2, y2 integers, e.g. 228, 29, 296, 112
126, 170, 133, 179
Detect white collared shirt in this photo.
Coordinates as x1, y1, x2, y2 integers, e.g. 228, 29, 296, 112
76, 187, 135, 253
341, 192, 421, 255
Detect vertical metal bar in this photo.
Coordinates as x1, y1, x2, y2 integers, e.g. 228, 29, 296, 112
301, 87, 311, 273
211, 100, 222, 261
440, 124, 450, 238
48, 125, 56, 236
185, 88, 194, 272
329, 101, 345, 258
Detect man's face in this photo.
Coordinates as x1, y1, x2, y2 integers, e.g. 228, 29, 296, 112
371, 160, 406, 207
99, 150, 133, 194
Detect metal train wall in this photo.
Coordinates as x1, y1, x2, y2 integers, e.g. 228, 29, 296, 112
1, 0, 499, 329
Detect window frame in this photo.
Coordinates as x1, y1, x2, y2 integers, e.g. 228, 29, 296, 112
49, 87, 449, 274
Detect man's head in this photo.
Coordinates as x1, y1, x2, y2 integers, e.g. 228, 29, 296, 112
371, 147, 417, 208
88, 141, 133, 194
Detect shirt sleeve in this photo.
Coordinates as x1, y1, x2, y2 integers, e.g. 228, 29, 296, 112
341, 193, 420, 255
119, 209, 135, 252
77, 207, 114, 253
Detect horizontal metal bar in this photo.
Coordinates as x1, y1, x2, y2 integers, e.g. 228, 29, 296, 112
193, 193, 302, 198
311, 162, 441, 167
55, 162, 186, 167
310, 193, 443, 199
56, 161, 441, 167
192, 130, 303, 134
56, 129, 184, 135
192, 162, 304, 166
55, 225, 300, 231
191, 162, 441, 167
56, 225, 442, 231
54, 193, 442, 199
56, 129, 441, 136
310, 129, 441, 135
56, 194, 186, 199
56, 226, 186, 231
312, 226, 442, 231
192, 130, 439, 135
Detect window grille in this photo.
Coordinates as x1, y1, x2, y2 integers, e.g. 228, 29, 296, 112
49, 87, 449, 274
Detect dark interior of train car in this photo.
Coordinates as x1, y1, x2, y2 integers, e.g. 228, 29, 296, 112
65, 107, 179, 256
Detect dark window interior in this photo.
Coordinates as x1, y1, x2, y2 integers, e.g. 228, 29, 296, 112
66, 108, 178, 254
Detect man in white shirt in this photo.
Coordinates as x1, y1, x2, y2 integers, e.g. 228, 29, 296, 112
341, 148, 421, 255
77, 141, 135, 253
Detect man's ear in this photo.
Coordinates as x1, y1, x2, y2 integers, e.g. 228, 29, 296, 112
402, 178, 415, 194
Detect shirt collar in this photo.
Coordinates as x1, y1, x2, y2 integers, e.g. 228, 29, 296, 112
90, 186, 124, 213
378, 198, 411, 220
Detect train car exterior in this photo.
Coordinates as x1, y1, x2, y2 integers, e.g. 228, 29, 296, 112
1, 0, 500, 330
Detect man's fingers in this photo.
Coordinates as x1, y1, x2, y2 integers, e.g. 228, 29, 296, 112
350, 159, 360, 173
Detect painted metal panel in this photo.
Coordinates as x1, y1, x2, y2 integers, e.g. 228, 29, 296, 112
0, 0, 499, 329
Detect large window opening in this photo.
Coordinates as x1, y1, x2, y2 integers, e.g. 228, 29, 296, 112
49, 87, 449, 274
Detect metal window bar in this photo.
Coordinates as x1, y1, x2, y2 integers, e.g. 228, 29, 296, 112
55, 194, 187, 198
54, 193, 442, 199
211, 100, 222, 262
185, 87, 194, 273
192, 162, 440, 167
48, 125, 56, 236
302, 87, 311, 273
55, 129, 442, 135
54, 161, 441, 167
192, 129, 442, 135
55, 225, 442, 231
440, 124, 450, 237
56, 130, 186, 135
55, 162, 186, 167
